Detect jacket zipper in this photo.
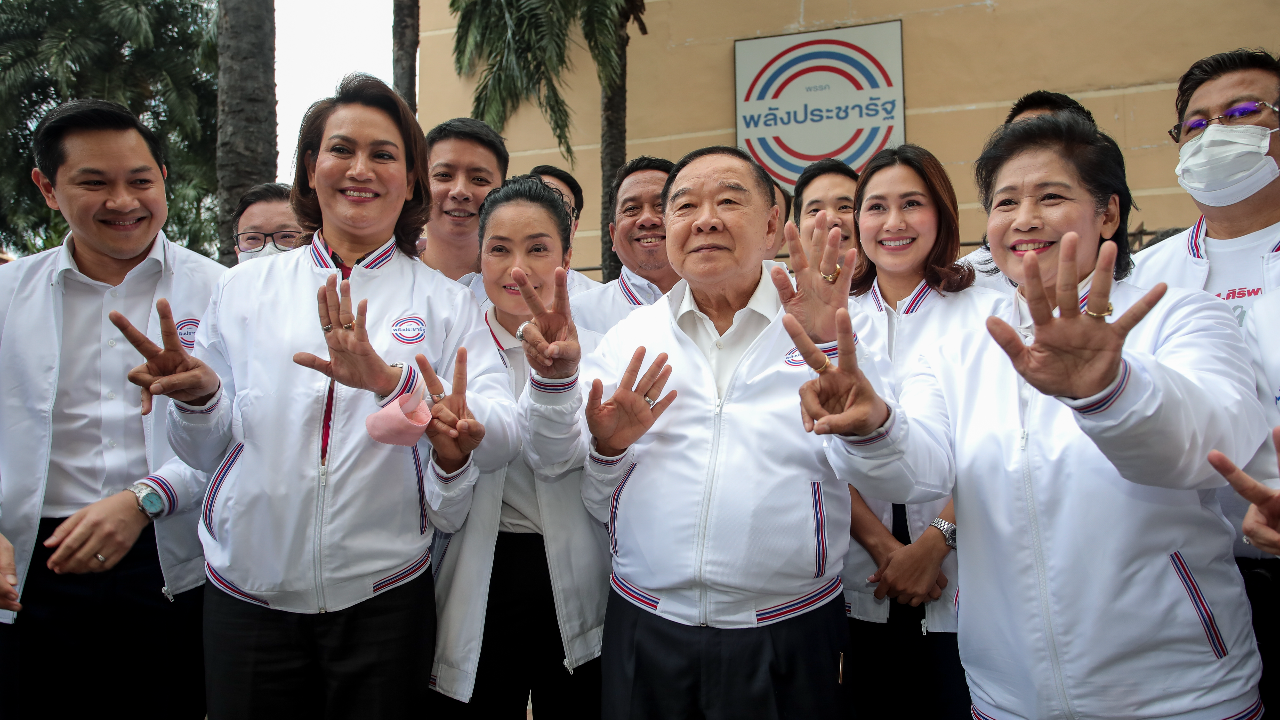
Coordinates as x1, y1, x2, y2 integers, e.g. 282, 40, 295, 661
693, 395, 725, 626
315, 379, 335, 613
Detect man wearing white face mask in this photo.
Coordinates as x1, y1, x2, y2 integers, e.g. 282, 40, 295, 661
232, 183, 305, 263
1132, 48, 1280, 712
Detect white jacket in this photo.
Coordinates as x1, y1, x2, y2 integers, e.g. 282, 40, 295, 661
167, 236, 519, 614
0, 234, 224, 623
569, 266, 664, 335
522, 277, 889, 629
828, 280, 1265, 720
843, 281, 1009, 633
431, 312, 611, 701
1133, 216, 1280, 560
959, 245, 1017, 295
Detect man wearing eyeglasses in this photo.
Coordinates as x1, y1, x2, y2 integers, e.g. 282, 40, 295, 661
231, 182, 304, 263
1131, 48, 1280, 713
532, 165, 602, 295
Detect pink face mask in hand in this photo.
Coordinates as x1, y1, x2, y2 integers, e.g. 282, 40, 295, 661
365, 377, 432, 446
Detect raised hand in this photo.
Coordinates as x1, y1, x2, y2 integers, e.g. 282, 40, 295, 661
783, 308, 888, 436
587, 348, 677, 457
986, 233, 1167, 400
1209, 427, 1280, 556
771, 212, 857, 344
415, 349, 484, 472
294, 274, 402, 396
514, 266, 581, 379
111, 299, 221, 414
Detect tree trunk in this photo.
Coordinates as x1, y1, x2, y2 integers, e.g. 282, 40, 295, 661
215, 0, 277, 267
392, 0, 419, 113
598, 19, 628, 283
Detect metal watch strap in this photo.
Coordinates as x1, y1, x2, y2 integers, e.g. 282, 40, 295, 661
129, 483, 163, 520
930, 517, 957, 548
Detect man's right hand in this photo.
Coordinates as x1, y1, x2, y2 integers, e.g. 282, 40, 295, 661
0, 532, 20, 612
111, 299, 220, 414
587, 347, 677, 457
514, 267, 582, 379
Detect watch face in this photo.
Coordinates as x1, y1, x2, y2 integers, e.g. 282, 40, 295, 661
140, 492, 165, 516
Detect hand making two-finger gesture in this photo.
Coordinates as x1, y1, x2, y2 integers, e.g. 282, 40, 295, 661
110, 298, 221, 414
771, 212, 858, 344
586, 347, 677, 457
294, 274, 403, 397
1209, 427, 1280, 556
783, 308, 888, 436
414, 349, 484, 471
985, 233, 1167, 400
513, 266, 581, 379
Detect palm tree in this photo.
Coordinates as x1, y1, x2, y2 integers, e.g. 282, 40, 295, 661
450, 0, 648, 282
393, 0, 419, 113
216, 0, 277, 266
0, 0, 219, 257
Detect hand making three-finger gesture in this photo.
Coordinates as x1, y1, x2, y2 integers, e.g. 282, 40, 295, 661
413, 349, 484, 471
783, 308, 889, 436
771, 211, 858, 344
985, 233, 1167, 400
110, 298, 221, 413
293, 274, 403, 397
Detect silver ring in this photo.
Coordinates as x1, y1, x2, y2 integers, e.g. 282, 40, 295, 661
516, 321, 532, 342
430, 392, 446, 404
94, 553, 107, 563
322, 324, 333, 333
643, 395, 656, 409
1244, 536, 1253, 546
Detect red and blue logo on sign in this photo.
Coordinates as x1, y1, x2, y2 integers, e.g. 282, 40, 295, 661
175, 319, 200, 349
736, 25, 904, 186
391, 316, 427, 345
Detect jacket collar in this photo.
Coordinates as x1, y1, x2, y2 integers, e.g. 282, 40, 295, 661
1014, 271, 1095, 333
618, 266, 663, 306
869, 278, 933, 316
309, 230, 398, 271
54, 230, 170, 283
669, 260, 783, 323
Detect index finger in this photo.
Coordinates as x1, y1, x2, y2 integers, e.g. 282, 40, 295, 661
415, 353, 446, 398
781, 314, 830, 372
109, 310, 163, 359
1208, 449, 1278, 507
512, 267, 550, 318
451, 347, 468, 398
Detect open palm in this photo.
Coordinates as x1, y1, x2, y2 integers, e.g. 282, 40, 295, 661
771, 213, 857, 344
294, 274, 401, 396
587, 347, 676, 457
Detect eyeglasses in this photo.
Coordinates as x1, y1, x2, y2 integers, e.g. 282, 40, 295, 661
1169, 100, 1280, 143
235, 230, 305, 253
542, 183, 582, 220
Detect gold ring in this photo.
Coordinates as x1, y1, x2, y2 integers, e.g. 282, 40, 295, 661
343, 323, 355, 331
820, 270, 841, 284
816, 358, 833, 375
1083, 302, 1113, 319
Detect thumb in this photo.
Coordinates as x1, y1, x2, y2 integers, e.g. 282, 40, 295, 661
868, 555, 892, 584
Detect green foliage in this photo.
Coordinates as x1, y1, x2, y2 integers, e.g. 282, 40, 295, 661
450, 0, 633, 164
0, 0, 219, 258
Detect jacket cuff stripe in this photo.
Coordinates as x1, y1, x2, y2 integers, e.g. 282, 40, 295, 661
379, 364, 418, 408
1070, 360, 1130, 416
174, 393, 220, 415
529, 374, 578, 394
140, 475, 178, 515
432, 454, 472, 484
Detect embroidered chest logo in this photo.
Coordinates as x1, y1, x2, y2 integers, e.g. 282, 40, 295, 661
784, 344, 843, 367
391, 316, 427, 345
175, 319, 200, 349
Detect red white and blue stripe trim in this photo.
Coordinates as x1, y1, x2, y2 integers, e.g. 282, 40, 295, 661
140, 474, 178, 515
310, 233, 335, 269
432, 455, 470, 485
202, 442, 245, 541
1186, 216, 1207, 260
1074, 359, 1130, 416
869, 283, 885, 312
1170, 550, 1229, 659
1224, 698, 1265, 720
811, 481, 827, 578
590, 449, 627, 467
608, 463, 638, 555
901, 283, 932, 315
610, 573, 660, 610
379, 364, 419, 408
756, 577, 842, 624
174, 394, 220, 415
845, 422, 891, 446
482, 314, 511, 368
412, 447, 429, 535
530, 374, 578, 395
373, 547, 432, 593
1077, 287, 1092, 312
206, 562, 268, 606
618, 274, 645, 306
361, 240, 397, 270
971, 706, 998, 720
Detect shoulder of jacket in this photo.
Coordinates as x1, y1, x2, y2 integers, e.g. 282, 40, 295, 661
1132, 228, 1193, 268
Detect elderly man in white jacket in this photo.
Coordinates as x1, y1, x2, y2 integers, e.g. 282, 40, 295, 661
512, 145, 885, 719
794, 113, 1268, 720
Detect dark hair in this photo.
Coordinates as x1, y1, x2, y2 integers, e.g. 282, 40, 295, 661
232, 183, 293, 236
425, 117, 510, 180
661, 146, 776, 211
478, 175, 573, 253
530, 165, 583, 213
974, 112, 1135, 280
610, 156, 674, 218
1005, 90, 1096, 125
848, 145, 974, 297
291, 74, 430, 258
33, 99, 165, 185
771, 179, 794, 227
792, 158, 859, 225
1176, 48, 1280, 122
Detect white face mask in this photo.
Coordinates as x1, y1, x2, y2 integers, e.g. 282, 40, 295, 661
1176, 123, 1280, 207
236, 242, 289, 264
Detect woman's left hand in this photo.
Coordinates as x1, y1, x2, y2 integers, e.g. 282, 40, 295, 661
985, 233, 1167, 400
415, 349, 484, 472
294, 274, 402, 396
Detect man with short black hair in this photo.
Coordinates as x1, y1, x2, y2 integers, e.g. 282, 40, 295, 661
530, 164, 601, 296
419, 117, 508, 285
792, 158, 859, 260
571, 156, 679, 334
0, 99, 224, 718
1131, 49, 1280, 709
231, 182, 303, 263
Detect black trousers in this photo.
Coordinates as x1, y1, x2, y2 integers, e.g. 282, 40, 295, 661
601, 589, 847, 720
1239, 557, 1278, 715
843, 608, 971, 719
203, 567, 435, 720
428, 532, 602, 719
0, 518, 205, 720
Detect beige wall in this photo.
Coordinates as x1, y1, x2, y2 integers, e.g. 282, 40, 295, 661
419, 0, 1280, 280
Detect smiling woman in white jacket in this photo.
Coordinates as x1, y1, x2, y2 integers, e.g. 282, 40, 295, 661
116, 76, 518, 720
788, 114, 1268, 720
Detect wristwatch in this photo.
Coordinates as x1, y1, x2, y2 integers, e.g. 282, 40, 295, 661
128, 483, 165, 519
930, 517, 957, 549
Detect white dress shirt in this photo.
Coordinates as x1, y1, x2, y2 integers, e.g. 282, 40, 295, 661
43, 238, 164, 517
485, 306, 542, 534
673, 267, 780, 398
